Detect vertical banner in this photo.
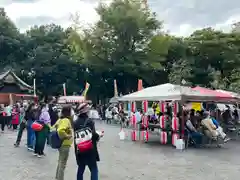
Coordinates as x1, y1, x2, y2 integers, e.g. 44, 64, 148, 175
9, 93, 13, 105
137, 79, 143, 91
83, 82, 90, 97
63, 83, 66, 96
114, 79, 118, 97
33, 78, 36, 96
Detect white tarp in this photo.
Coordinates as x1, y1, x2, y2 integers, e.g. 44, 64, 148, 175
119, 83, 237, 102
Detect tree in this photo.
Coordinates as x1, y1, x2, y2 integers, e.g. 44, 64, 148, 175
17, 24, 86, 95
0, 8, 25, 69
1, 5, 240, 100
69, 0, 170, 95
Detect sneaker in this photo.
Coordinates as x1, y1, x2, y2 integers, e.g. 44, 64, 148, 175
28, 147, 34, 151
14, 143, 19, 147
224, 137, 231, 142
33, 153, 37, 156
37, 155, 42, 158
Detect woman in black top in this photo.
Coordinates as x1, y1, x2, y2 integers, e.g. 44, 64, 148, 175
74, 103, 100, 180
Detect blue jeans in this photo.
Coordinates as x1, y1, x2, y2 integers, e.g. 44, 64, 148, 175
77, 162, 98, 180
191, 132, 203, 145
27, 120, 35, 148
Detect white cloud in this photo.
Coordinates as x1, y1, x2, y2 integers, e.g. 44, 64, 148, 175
4, 0, 100, 28
2, 0, 240, 36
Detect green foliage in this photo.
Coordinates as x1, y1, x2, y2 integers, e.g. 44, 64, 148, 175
1, 0, 240, 102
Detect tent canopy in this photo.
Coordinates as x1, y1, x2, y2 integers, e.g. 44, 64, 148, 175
109, 96, 119, 103
119, 83, 237, 103
192, 86, 233, 98
216, 89, 240, 99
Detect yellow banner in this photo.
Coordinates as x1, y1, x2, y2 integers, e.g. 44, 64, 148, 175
191, 102, 202, 111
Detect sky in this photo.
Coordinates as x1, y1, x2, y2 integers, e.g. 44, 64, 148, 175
1, 0, 240, 36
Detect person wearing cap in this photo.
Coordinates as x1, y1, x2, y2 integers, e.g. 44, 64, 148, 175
73, 103, 100, 180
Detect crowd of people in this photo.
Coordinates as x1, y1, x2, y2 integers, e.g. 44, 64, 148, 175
147, 103, 239, 146
0, 100, 102, 180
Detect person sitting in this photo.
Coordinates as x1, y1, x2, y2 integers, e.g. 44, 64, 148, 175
185, 112, 203, 146
201, 111, 218, 138
149, 114, 158, 124
210, 110, 230, 142
222, 108, 234, 125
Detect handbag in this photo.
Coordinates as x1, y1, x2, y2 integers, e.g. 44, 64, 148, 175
50, 129, 63, 149
31, 121, 43, 131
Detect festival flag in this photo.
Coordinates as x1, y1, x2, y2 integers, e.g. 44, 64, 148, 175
63, 83, 66, 96
137, 79, 143, 91
114, 79, 118, 97
33, 78, 36, 96
138, 79, 147, 112
82, 82, 90, 97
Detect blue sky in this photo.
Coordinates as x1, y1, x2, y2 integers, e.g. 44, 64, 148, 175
1, 0, 240, 36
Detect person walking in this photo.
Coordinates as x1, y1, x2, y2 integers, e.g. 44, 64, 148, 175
11, 105, 20, 130
74, 103, 101, 180
23, 103, 36, 150
34, 103, 51, 157
47, 104, 59, 145
53, 105, 73, 180
14, 104, 27, 147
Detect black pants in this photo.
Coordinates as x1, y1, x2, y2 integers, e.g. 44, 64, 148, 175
1, 116, 6, 131
13, 124, 18, 130
6, 116, 11, 125
16, 122, 26, 144
34, 131, 42, 155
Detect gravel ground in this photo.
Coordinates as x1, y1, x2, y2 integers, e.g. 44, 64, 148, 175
0, 122, 240, 180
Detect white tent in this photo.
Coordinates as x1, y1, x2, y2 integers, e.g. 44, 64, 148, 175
109, 96, 119, 103
119, 83, 237, 103
216, 89, 240, 99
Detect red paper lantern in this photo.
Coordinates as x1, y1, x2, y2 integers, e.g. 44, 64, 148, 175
131, 114, 137, 141
131, 102, 136, 112
172, 102, 179, 116
160, 115, 167, 129
160, 131, 167, 144
142, 100, 148, 113
171, 116, 179, 131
